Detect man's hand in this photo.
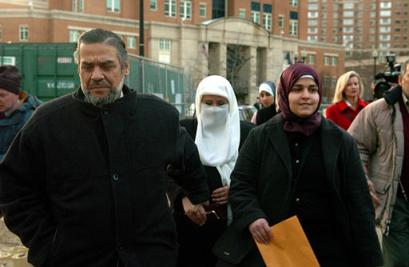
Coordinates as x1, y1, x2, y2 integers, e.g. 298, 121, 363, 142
211, 186, 229, 205
249, 218, 272, 244
368, 179, 381, 207
182, 197, 207, 226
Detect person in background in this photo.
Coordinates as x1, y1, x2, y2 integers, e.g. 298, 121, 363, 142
213, 63, 383, 267
0, 65, 41, 161
325, 71, 367, 130
170, 75, 253, 267
251, 81, 277, 125
0, 28, 209, 267
348, 59, 409, 267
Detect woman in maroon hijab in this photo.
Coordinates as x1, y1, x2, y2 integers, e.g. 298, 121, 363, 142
213, 64, 383, 267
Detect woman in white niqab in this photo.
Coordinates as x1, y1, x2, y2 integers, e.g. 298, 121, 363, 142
174, 75, 242, 267
195, 75, 240, 194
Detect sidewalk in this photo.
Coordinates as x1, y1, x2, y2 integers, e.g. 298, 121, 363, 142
0, 218, 31, 267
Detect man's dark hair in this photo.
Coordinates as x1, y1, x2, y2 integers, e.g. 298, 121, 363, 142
73, 28, 128, 68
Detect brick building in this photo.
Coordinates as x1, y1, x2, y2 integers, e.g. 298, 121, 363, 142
0, 0, 345, 103
299, 0, 409, 59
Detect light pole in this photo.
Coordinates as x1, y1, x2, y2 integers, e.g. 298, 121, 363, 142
372, 49, 378, 79
138, 0, 144, 93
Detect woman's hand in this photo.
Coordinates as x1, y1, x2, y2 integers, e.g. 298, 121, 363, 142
211, 186, 229, 205
249, 218, 272, 244
182, 197, 207, 226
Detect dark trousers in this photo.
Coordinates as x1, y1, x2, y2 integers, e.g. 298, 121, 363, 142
383, 196, 409, 267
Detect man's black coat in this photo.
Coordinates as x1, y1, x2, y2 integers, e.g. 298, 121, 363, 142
0, 86, 209, 267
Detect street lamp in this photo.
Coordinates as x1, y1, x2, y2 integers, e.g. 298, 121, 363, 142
372, 49, 378, 79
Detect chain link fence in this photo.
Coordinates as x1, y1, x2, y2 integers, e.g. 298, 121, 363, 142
126, 55, 194, 118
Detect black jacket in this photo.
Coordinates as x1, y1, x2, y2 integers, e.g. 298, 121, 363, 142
0, 86, 209, 267
255, 104, 277, 125
214, 114, 383, 267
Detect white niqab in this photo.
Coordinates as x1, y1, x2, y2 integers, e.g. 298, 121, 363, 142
195, 75, 240, 189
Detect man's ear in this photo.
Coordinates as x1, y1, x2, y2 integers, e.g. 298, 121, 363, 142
123, 61, 130, 76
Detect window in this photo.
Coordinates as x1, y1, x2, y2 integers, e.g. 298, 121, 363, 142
343, 35, 353, 41
199, 3, 207, 17
331, 56, 337, 66
380, 26, 391, 33
251, 11, 260, 24
343, 3, 354, 9
343, 19, 353, 25
19, 25, 29, 41
127, 36, 136, 49
165, 0, 176, 17
308, 3, 318, 10
380, 10, 391, 17
380, 2, 392, 9
159, 39, 171, 64
308, 27, 317, 34
106, 0, 120, 12
324, 56, 330, 65
308, 11, 318, 18
290, 0, 298, 7
343, 27, 353, 33
343, 11, 353, 17
251, 2, 260, 24
380, 18, 391, 25
180, 0, 192, 19
289, 19, 298, 35
150, 0, 157, 10
263, 13, 272, 30
72, 0, 84, 12
308, 35, 317, 41
239, 8, 246, 18
278, 15, 285, 31
308, 54, 315, 64
69, 29, 83, 42
308, 19, 318, 26
380, 34, 390, 41
263, 3, 272, 29
160, 39, 171, 51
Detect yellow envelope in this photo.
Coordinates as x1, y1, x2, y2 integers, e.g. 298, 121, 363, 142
254, 216, 320, 267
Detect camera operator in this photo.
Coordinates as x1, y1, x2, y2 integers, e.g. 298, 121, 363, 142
373, 54, 401, 100
349, 59, 409, 266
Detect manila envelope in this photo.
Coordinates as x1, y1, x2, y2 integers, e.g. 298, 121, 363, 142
254, 216, 320, 267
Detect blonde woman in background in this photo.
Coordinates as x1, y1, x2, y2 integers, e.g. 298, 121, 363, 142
325, 71, 368, 130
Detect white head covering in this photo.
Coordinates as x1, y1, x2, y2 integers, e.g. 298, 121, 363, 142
194, 75, 240, 188
258, 82, 274, 96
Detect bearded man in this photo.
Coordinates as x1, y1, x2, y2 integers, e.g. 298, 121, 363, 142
0, 28, 209, 267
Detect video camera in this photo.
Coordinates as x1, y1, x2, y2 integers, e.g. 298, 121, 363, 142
373, 54, 401, 99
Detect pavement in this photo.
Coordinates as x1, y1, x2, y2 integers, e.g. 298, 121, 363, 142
0, 218, 31, 267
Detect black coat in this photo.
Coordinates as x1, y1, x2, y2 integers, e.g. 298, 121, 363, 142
214, 114, 383, 267
0, 86, 209, 267
255, 104, 277, 125
170, 118, 253, 267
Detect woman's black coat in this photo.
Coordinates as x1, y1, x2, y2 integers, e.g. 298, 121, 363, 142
213, 114, 383, 267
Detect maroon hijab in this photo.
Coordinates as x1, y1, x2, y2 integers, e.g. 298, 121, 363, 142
278, 63, 322, 136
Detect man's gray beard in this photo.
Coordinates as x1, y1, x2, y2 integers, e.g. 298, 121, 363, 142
83, 78, 124, 107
